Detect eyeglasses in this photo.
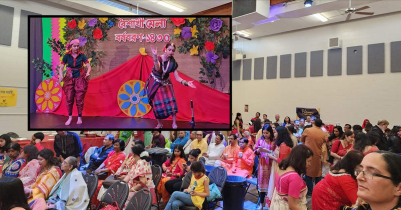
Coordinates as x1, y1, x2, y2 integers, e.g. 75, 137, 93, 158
355, 169, 393, 181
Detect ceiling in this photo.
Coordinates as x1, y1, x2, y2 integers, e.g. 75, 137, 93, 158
234, 0, 401, 39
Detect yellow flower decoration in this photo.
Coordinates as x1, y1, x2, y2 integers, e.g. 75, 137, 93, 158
99, 18, 108, 23
174, 28, 182, 35
139, 47, 147, 55
191, 25, 198, 38
35, 79, 62, 113
78, 19, 86, 29
187, 18, 196, 23
190, 45, 199, 56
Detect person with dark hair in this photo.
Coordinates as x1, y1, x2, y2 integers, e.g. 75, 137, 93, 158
364, 123, 373, 133
342, 151, 401, 210
287, 125, 299, 146
283, 116, 291, 127
388, 126, 401, 152
165, 161, 210, 210
331, 130, 355, 165
265, 126, 294, 203
362, 119, 371, 129
203, 133, 225, 166
344, 124, 352, 133
353, 132, 379, 155
93, 139, 126, 180
254, 124, 275, 209
1, 142, 25, 178
392, 135, 401, 155
165, 149, 201, 197
18, 145, 41, 188
329, 126, 344, 142
42, 156, 89, 209
148, 131, 166, 148
25, 149, 62, 205
146, 43, 196, 129
84, 134, 115, 173
158, 144, 187, 203
269, 144, 313, 210
312, 150, 364, 210
233, 112, 244, 137
228, 137, 255, 177
215, 134, 240, 170
0, 134, 12, 168
54, 131, 83, 166
31, 132, 45, 151
0, 177, 31, 210
353, 125, 363, 134
123, 145, 155, 207
191, 131, 208, 155
170, 131, 190, 152
299, 118, 306, 130
301, 118, 326, 196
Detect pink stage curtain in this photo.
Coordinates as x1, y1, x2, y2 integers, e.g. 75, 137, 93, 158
44, 54, 229, 124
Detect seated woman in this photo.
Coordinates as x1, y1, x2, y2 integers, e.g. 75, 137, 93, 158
165, 149, 201, 196
165, 161, 210, 210
93, 139, 126, 179
243, 131, 254, 149
214, 134, 240, 169
0, 134, 12, 170
341, 151, 401, 210
122, 144, 155, 207
312, 150, 364, 210
0, 177, 31, 210
37, 157, 90, 209
331, 130, 354, 165
19, 145, 41, 188
352, 132, 379, 155
1, 142, 25, 178
25, 149, 62, 207
227, 137, 255, 178
158, 144, 187, 204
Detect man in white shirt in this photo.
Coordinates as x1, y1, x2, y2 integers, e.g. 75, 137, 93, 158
203, 134, 225, 166
183, 131, 196, 154
209, 131, 227, 146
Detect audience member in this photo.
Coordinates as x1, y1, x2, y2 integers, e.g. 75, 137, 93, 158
183, 131, 196, 154
215, 134, 240, 169
283, 116, 291, 127
353, 132, 379, 155
233, 113, 243, 137
54, 131, 83, 166
0, 134, 12, 168
287, 125, 299, 146
150, 131, 166, 148
18, 145, 41, 188
0, 177, 31, 210
1, 142, 24, 178
371, 120, 390, 150
275, 114, 282, 126
364, 123, 373, 133
227, 137, 255, 178
170, 131, 190, 152
93, 139, 126, 180
203, 134, 225, 166
330, 130, 355, 165
84, 134, 114, 173
299, 118, 306, 130
190, 131, 208, 155
344, 124, 352, 133
31, 132, 45, 151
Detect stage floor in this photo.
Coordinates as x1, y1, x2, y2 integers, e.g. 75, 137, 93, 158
29, 113, 230, 130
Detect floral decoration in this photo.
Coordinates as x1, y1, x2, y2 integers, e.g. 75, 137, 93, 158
206, 51, 218, 64
205, 41, 215, 51
170, 18, 186, 26
88, 18, 97, 27
117, 80, 151, 117
209, 18, 223, 32
181, 27, 192, 39
35, 79, 63, 113
67, 19, 76, 29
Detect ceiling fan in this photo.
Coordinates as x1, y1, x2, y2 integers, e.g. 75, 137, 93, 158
344, 0, 374, 21
232, 24, 252, 41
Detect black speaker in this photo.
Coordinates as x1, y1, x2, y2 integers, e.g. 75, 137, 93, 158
233, 0, 257, 18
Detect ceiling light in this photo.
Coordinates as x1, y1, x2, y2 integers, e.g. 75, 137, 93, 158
235, 31, 250, 37
157, 1, 184, 12
304, 0, 313, 8
313, 13, 328, 22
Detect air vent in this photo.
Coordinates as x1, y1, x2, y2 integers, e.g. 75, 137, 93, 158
329, 37, 341, 49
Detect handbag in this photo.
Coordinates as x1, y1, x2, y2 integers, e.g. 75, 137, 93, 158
206, 183, 222, 202
100, 201, 120, 210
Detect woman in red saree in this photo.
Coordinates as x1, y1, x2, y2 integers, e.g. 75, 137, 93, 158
331, 130, 354, 166
157, 144, 186, 204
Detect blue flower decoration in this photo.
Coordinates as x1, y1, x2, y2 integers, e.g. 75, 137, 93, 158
108, 20, 114, 27
50, 71, 54, 76
118, 81, 149, 117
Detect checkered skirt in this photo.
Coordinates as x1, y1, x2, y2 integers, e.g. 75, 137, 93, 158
152, 84, 178, 119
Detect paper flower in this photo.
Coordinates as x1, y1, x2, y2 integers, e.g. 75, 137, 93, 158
181, 27, 192, 39
206, 51, 219, 64
205, 41, 215, 51
108, 20, 114, 27
78, 36, 87, 46
99, 18, 108, 23
191, 25, 198, 38
209, 18, 223, 32
118, 81, 150, 117
78, 19, 86, 29
67, 19, 76, 29
187, 18, 196, 23
174, 28, 182, 35
170, 18, 186, 26
190, 45, 198, 56
35, 79, 62, 112
93, 28, 103, 40
88, 18, 97, 27
139, 47, 147, 55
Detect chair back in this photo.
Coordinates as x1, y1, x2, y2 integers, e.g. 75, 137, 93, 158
81, 172, 98, 200
151, 164, 162, 189
97, 180, 129, 210
180, 171, 192, 191
208, 166, 227, 192
124, 189, 152, 210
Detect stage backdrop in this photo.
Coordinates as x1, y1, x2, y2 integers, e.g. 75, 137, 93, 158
296, 107, 321, 120
30, 17, 231, 124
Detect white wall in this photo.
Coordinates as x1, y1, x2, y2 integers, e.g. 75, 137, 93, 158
233, 12, 401, 128
0, 1, 84, 138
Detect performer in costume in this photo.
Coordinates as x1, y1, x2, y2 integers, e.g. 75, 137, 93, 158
145, 43, 196, 129
58, 39, 91, 125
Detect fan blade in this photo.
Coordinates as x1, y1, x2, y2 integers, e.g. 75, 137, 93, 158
355, 6, 370, 11
346, 14, 352, 21
355, 12, 374, 15
239, 35, 252, 40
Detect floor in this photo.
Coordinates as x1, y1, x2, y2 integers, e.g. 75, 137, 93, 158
29, 112, 230, 130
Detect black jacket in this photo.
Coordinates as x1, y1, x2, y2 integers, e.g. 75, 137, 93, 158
371, 125, 388, 151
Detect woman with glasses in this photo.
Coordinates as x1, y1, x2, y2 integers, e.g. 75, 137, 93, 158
312, 150, 364, 210
342, 151, 401, 210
